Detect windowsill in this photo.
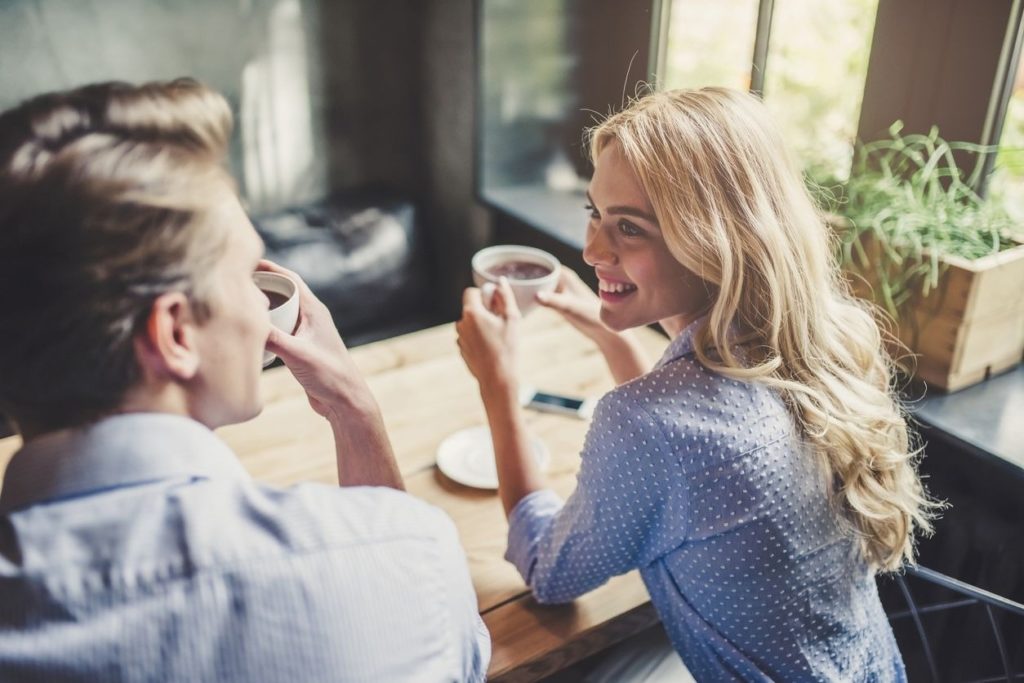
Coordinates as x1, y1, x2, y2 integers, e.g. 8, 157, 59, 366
911, 365, 1024, 476
482, 183, 1024, 477
481, 184, 587, 250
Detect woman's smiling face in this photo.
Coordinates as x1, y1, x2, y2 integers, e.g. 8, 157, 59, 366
582, 140, 709, 336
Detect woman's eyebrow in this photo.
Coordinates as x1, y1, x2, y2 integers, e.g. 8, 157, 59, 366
609, 205, 658, 224
586, 192, 658, 224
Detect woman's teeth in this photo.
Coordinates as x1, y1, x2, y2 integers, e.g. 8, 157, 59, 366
599, 281, 637, 294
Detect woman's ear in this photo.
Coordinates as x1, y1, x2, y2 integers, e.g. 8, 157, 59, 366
134, 292, 201, 381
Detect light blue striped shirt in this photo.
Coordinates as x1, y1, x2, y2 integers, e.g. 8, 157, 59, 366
0, 413, 489, 682
506, 320, 905, 681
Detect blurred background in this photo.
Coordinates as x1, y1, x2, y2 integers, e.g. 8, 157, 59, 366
0, 1, 1021, 677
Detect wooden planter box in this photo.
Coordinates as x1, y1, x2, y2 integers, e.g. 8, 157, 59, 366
841, 232, 1024, 392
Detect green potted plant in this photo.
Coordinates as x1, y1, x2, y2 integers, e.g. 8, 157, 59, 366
821, 122, 1024, 391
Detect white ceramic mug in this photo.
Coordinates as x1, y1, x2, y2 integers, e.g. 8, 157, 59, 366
253, 271, 299, 367
471, 245, 560, 315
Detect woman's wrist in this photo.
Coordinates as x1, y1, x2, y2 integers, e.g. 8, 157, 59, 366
594, 328, 650, 384
593, 327, 633, 353
479, 373, 519, 413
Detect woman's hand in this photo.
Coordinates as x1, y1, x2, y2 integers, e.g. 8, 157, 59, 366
458, 279, 544, 517
538, 267, 652, 384
535, 268, 609, 343
259, 260, 373, 420
456, 277, 521, 394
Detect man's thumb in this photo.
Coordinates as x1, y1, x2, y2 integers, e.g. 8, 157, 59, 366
265, 326, 302, 364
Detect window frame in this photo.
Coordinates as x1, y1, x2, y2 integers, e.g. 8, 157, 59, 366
979, 0, 1024, 193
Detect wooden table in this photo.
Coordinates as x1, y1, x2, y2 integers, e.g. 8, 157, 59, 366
0, 309, 669, 681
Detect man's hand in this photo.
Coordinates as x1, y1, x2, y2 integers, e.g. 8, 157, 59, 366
259, 260, 371, 420
258, 260, 403, 489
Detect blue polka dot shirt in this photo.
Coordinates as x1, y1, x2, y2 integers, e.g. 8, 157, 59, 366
506, 319, 906, 681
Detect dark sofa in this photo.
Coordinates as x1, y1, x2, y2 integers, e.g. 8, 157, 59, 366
252, 190, 442, 348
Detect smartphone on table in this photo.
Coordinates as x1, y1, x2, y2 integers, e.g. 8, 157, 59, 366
518, 385, 595, 419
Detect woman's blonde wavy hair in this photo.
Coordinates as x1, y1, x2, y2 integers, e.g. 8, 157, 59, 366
589, 87, 938, 572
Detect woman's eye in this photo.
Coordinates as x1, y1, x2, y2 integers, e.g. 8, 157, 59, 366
584, 203, 600, 220
618, 220, 643, 237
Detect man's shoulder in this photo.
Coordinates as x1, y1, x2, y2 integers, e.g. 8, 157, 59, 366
281, 482, 456, 542
169, 478, 460, 567
1, 480, 487, 681
1, 479, 461, 596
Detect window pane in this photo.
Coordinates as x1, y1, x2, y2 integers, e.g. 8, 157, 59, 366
479, 0, 579, 190
661, 0, 759, 91
762, 0, 880, 180
990, 51, 1024, 223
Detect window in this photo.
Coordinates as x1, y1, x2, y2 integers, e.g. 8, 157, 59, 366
476, 0, 655, 246
658, 0, 879, 181
478, 0, 579, 191
761, 0, 879, 181
660, 0, 759, 91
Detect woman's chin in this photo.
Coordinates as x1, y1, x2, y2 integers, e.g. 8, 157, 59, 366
599, 308, 632, 333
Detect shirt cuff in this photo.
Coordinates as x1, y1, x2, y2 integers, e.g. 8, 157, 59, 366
504, 489, 564, 582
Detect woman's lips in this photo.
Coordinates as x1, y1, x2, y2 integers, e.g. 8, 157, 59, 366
598, 278, 637, 303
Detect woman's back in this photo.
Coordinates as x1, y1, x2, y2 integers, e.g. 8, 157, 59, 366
612, 326, 904, 680
505, 321, 905, 680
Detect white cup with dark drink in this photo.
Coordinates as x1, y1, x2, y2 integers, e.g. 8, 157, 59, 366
253, 271, 299, 367
471, 245, 560, 315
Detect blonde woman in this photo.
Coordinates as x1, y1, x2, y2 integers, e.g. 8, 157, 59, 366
456, 87, 936, 681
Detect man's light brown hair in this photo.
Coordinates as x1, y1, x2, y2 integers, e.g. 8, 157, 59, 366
0, 79, 234, 433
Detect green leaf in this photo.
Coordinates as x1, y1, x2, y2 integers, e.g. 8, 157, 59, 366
817, 122, 1014, 322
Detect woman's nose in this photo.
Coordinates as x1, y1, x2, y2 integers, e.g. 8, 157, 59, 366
583, 226, 616, 267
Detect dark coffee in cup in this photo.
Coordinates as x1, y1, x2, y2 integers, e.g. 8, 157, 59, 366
471, 245, 560, 315
485, 261, 553, 281
264, 290, 291, 310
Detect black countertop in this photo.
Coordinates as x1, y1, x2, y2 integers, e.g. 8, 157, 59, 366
911, 364, 1024, 474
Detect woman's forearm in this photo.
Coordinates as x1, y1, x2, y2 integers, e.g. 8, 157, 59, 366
480, 380, 545, 517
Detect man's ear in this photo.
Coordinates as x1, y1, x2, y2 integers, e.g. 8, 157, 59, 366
134, 292, 201, 381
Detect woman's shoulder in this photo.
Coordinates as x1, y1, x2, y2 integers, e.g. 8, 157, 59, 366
597, 354, 794, 454
603, 352, 772, 414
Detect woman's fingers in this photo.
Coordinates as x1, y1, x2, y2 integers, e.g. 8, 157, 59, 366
494, 277, 521, 320
462, 286, 487, 314
465, 282, 520, 322
535, 290, 577, 315
480, 282, 497, 311
554, 267, 586, 294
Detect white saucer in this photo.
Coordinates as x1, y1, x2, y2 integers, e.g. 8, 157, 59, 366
436, 425, 549, 489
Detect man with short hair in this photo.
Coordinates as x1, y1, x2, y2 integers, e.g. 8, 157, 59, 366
0, 79, 489, 682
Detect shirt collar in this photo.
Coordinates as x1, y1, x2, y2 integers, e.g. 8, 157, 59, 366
0, 413, 249, 513
654, 315, 708, 370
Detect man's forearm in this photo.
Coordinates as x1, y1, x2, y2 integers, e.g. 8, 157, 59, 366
327, 398, 404, 490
